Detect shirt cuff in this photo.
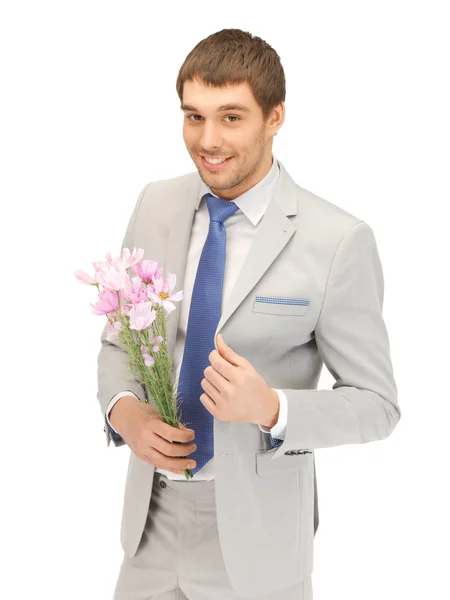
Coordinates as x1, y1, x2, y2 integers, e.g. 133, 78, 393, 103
258, 389, 287, 438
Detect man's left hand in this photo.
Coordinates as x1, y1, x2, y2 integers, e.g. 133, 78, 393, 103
200, 333, 278, 426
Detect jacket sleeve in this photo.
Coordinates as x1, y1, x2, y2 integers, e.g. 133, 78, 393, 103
271, 221, 401, 460
96, 183, 151, 447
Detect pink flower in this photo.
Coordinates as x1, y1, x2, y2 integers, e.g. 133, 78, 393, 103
142, 353, 155, 367
105, 319, 122, 342
99, 262, 131, 292
126, 276, 148, 305
89, 261, 109, 286
119, 301, 131, 317
132, 259, 164, 287
74, 269, 98, 285
142, 340, 161, 354
90, 289, 119, 315
121, 247, 145, 268
100, 247, 143, 269
117, 276, 149, 317
147, 273, 183, 314
140, 343, 156, 367
75, 248, 144, 289
128, 300, 157, 331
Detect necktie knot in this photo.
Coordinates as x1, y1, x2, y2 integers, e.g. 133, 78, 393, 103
205, 193, 239, 224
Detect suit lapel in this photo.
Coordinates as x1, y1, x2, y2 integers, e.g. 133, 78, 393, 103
163, 158, 298, 357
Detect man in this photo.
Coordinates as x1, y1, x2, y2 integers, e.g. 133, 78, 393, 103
97, 28, 401, 600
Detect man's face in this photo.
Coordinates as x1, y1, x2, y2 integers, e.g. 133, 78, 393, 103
181, 78, 283, 200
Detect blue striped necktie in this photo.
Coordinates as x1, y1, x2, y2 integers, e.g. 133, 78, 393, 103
177, 193, 240, 474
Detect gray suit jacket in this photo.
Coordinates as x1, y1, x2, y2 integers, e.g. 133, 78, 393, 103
97, 158, 400, 598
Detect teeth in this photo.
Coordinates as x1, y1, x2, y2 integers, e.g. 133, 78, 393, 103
204, 157, 228, 164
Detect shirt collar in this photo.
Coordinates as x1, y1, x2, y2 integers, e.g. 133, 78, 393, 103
197, 153, 280, 227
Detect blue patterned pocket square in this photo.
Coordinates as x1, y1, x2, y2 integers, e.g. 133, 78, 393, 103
252, 295, 310, 316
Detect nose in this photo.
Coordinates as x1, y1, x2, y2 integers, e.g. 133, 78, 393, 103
199, 122, 223, 149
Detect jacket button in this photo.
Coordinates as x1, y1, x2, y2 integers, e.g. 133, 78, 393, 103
159, 480, 167, 488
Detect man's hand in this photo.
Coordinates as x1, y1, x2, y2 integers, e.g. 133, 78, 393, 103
109, 396, 197, 474
200, 333, 279, 427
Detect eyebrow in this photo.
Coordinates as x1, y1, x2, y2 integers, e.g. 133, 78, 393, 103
180, 103, 251, 113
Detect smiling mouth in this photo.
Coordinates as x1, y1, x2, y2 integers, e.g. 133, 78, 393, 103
200, 155, 233, 170
202, 155, 232, 161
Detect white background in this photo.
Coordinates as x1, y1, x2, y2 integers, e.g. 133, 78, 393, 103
1, 1, 449, 599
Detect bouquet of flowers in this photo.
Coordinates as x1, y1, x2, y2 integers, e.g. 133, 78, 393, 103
75, 247, 195, 479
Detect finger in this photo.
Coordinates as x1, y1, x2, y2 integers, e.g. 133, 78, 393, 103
143, 446, 197, 471
178, 421, 195, 435
149, 430, 197, 458
215, 333, 244, 367
154, 419, 195, 443
204, 367, 230, 394
200, 393, 217, 417
207, 356, 236, 383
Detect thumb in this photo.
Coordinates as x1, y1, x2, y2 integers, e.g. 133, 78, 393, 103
216, 333, 242, 366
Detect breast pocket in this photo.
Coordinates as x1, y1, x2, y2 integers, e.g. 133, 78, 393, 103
252, 296, 310, 317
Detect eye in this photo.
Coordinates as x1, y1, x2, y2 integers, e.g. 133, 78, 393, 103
185, 115, 240, 123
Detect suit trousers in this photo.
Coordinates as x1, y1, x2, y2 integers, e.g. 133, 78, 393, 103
112, 471, 313, 600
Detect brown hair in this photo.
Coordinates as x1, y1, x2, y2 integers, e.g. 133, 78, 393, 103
176, 28, 286, 123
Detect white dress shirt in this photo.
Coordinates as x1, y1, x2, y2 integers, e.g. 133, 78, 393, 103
106, 153, 288, 479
